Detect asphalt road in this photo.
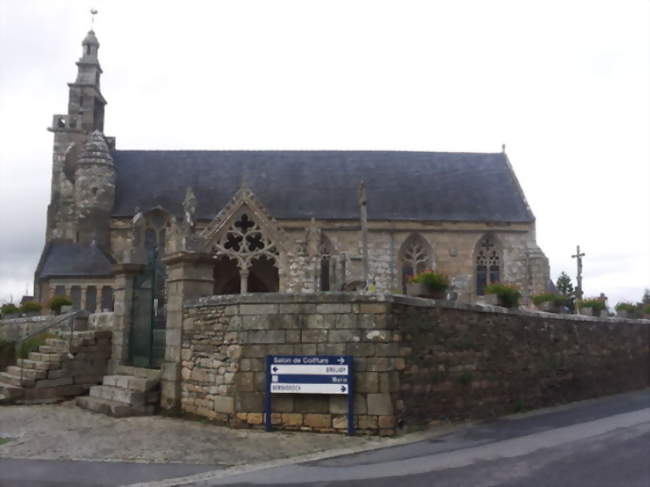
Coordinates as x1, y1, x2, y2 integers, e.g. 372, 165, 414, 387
1, 389, 648, 486
193, 389, 650, 487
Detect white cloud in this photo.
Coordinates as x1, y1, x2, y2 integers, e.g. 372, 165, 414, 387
0, 0, 648, 305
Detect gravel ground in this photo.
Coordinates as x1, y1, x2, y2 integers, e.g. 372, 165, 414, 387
0, 402, 392, 466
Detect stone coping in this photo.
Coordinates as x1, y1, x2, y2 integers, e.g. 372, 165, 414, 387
0, 315, 50, 325
184, 293, 650, 325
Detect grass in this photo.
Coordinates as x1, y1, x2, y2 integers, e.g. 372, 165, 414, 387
0, 438, 10, 446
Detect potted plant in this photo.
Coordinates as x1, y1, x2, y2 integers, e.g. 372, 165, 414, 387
532, 293, 566, 313
484, 283, 521, 309
407, 270, 450, 299
614, 301, 639, 319
578, 297, 607, 316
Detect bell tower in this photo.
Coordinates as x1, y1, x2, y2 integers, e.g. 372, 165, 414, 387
46, 29, 114, 242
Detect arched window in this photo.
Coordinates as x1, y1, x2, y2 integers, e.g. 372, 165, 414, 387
319, 234, 334, 291
476, 235, 501, 295
135, 208, 171, 256
399, 234, 432, 291
211, 211, 279, 294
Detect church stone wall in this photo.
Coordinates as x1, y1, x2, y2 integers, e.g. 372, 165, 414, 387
103, 215, 548, 304
179, 294, 649, 435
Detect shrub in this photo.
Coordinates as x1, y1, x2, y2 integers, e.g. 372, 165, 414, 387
19, 301, 42, 314
485, 282, 521, 308
532, 293, 566, 307
1, 303, 19, 316
579, 297, 607, 314
409, 271, 450, 292
48, 295, 72, 314
614, 302, 637, 313
643, 304, 650, 315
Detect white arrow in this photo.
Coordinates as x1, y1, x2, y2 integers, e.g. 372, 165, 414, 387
337, 357, 345, 364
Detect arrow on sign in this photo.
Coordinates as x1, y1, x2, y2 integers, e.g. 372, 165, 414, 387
272, 366, 278, 372
337, 357, 345, 364
340, 385, 347, 393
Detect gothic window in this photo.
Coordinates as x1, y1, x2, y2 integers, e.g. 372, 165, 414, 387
139, 209, 171, 255
399, 234, 432, 291
476, 235, 501, 295
319, 234, 334, 292
211, 212, 279, 294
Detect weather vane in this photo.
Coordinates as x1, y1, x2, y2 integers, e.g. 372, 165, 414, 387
90, 8, 98, 28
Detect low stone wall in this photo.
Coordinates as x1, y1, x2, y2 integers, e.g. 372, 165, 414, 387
179, 294, 649, 435
0, 314, 90, 343
0, 316, 53, 342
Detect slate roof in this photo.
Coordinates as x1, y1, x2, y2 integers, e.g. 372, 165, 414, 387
111, 150, 534, 223
37, 241, 115, 279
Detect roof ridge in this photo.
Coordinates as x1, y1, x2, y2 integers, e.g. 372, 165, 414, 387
112, 149, 505, 155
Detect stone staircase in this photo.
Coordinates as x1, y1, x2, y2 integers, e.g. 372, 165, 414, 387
76, 365, 161, 417
0, 331, 111, 405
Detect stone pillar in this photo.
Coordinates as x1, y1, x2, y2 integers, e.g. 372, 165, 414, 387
80, 286, 87, 312
161, 251, 214, 410
109, 264, 144, 373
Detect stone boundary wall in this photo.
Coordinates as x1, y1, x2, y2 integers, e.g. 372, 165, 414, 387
0, 314, 94, 343
0, 316, 55, 342
392, 299, 649, 425
180, 294, 649, 435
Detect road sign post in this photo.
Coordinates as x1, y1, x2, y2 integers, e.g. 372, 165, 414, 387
265, 355, 355, 436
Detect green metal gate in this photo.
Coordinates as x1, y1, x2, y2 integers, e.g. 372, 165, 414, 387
130, 249, 167, 369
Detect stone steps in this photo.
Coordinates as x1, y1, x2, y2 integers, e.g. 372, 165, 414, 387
6, 366, 47, 381
115, 365, 160, 380
0, 330, 110, 405
76, 396, 157, 418
0, 381, 23, 401
28, 352, 62, 364
102, 374, 158, 392
16, 358, 51, 371
77, 367, 161, 417
0, 371, 34, 388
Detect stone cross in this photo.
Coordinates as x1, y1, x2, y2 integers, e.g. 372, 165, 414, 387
90, 8, 98, 27
182, 186, 198, 230
358, 181, 369, 287
571, 245, 585, 300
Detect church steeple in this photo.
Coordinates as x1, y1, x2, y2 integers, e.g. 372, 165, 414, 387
46, 28, 114, 244
49, 30, 107, 134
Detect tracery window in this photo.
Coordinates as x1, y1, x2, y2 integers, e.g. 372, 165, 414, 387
399, 234, 432, 291
476, 235, 501, 295
211, 212, 278, 293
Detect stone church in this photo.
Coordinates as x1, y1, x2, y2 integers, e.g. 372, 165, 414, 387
34, 30, 550, 319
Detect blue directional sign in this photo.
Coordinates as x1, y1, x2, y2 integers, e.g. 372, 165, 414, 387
265, 355, 355, 435
269, 356, 351, 394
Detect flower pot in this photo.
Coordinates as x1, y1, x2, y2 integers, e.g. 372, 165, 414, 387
406, 282, 446, 299
579, 307, 593, 316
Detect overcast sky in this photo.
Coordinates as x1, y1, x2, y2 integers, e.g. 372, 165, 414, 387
0, 0, 648, 306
